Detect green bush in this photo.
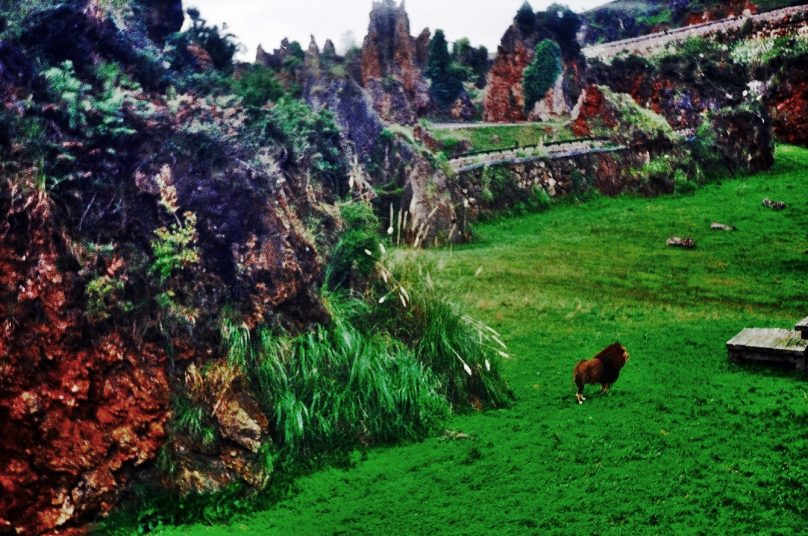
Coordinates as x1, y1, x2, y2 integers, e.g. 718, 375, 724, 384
85, 274, 132, 320
184, 8, 239, 72
215, 292, 449, 464
233, 64, 284, 108
425, 30, 465, 108
149, 212, 200, 284
633, 155, 675, 192
43, 60, 141, 141
523, 40, 562, 114
171, 395, 217, 446
325, 202, 381, 291
0, 0, 60, 39
249, 311, 449, 459
268, 96, 347, 193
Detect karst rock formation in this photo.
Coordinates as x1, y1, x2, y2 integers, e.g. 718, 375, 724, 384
359, 0, 430, 124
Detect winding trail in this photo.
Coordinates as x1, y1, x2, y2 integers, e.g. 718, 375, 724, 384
582, 4, 808, 60
449, 129, 695, 173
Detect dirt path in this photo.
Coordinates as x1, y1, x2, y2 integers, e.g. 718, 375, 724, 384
583, 4, 808, 60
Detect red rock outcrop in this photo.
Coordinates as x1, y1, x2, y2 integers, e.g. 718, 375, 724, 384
571, 84, 674, 146
571, 85, 616, 137
0, 3, 333, 531
765, 56, 808, 147
359, 0, 430, 123
451, 92, 476, 121
0, 185, 169, 535
414, 28, 431, 70
685, 1, 758, 26
484, 40, 532, 122
483, 5, 584, 122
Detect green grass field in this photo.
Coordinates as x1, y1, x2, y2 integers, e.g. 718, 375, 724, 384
155, 146, 808, 535
428, 122, 576, 155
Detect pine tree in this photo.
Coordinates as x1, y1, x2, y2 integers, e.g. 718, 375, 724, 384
425, 29, 464, 108
515, 1, 536, 36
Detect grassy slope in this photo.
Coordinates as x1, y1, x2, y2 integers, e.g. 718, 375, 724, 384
429, 122, 575, 154
156, 146, 808, 535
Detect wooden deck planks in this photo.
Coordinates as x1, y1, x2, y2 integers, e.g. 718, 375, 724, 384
727, 327, 808, 371
727, 328, 808, 354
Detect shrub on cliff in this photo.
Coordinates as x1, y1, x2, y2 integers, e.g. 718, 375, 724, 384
515, 1, 536, 36
425, 29, 465, 108
233, 64, 285, 108
452, 38, 489, 88
522, 39, 562, 114
536, 3, 582, 58
325, 202, 381, 291
693, 102, 774, 177
183, 8, 239, 71
268, 96, 348, 194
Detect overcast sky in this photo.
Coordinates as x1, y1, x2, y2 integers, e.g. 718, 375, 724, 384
183, 0, 610, 61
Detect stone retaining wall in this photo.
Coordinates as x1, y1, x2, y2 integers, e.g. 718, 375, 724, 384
451, 141, 684, 228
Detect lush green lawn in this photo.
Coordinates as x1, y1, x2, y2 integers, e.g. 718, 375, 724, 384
156, 146, 808, 535
429, 122, 576, 154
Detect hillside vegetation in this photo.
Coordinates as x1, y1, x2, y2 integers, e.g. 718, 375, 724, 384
150, 145, 808, 534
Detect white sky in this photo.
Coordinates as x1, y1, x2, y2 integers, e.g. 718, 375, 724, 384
183, 1, 610, 61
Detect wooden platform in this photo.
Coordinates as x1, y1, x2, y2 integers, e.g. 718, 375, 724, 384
727, 328, 808, 370
796, 316, 808, 340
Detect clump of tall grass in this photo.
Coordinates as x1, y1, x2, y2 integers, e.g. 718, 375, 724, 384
372, 253, 514, 410
221, 294, 449, 465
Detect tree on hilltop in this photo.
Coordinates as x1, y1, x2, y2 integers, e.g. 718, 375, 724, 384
425, 29, 464, 108
516, 1, 536, 36
536, 3, 582, 57
452, 38, 489, 88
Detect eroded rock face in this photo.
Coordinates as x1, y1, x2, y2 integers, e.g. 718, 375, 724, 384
0, 190, 170, 535
451, 91, 476, 121
765, 55, 808, 147
483, 9, 583, 123
307, 76, 385, 163
528, 75, 569, 121
684, 0, 758, 26
586, 54, 746, 130
484, 39, 532, 122
403, 152, 461, 246
709, 105, 774, 174
360, 0, 429, 123
570, 84, 617, 137
414, 28, 431, 70
0, 7, 329, 532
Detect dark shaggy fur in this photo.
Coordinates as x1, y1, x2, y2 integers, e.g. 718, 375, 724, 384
572, 342, 630, 404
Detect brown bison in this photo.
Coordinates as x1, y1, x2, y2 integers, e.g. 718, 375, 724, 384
573, 343, 630, 404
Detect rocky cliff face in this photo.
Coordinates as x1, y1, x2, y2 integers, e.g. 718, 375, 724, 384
300, 23, 458, 246
359, 0, 430, 123
0, 3, 329, 533
764, 52, 808, 147
585, 43, 747, 129
484, 35, 532, 122
414, 28, 431, 70
483, 6, 584, 122
0, 191, 170, 534
581, 0, 763, 44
